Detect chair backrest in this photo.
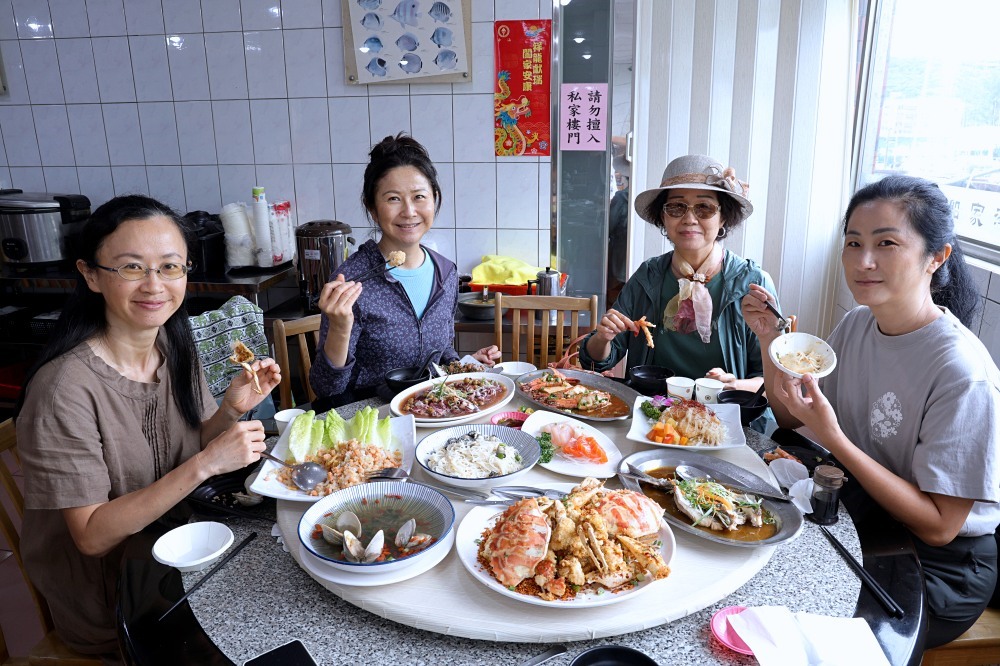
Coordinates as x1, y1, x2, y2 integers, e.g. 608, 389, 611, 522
0, 418, 55, 634
273, 315, 322, 409
494, 294, 599, 367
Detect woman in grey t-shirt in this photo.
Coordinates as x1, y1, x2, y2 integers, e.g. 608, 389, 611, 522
743, 175, 1000, 648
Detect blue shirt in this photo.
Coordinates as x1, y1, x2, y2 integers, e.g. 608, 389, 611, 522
393, 249, 434, 318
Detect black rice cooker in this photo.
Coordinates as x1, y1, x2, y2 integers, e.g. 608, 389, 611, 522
0, 190, 91, 266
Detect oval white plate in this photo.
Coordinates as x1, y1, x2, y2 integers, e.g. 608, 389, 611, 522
248, 414, 416, 502
389, 372, 516, 428
456, 482, 675, 608
299, 529, 455, 587
520, 411, 622, 479
625, 397, 745, 451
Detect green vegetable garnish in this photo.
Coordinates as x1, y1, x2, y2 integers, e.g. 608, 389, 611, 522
640, 400, 662, 420
536, 432, 554, 463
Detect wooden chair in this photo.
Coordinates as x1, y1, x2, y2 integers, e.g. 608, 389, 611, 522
920, 607, 1000, 665
272, 315, 322, 409
494, 294, 599, 367
0, 419, 101, 665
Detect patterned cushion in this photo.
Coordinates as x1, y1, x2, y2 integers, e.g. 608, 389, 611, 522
189, 296, 269, 399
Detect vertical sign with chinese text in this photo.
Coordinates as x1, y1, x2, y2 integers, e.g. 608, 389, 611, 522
560, 83, 608, 151
494, 21, 551, 157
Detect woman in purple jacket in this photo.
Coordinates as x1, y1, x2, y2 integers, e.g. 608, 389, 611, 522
310, 134, 499, 404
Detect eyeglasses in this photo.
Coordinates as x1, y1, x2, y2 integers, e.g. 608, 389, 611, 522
662, 202, 721, 220
92, 262, 191, 281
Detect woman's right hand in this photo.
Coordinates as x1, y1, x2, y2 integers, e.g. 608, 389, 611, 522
741, 284, 782, 342
594, 309, 637, 342
199, 420, 266, 478
317, 274, 362, 337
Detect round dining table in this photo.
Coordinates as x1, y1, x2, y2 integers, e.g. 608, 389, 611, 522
117, 395, 926, 666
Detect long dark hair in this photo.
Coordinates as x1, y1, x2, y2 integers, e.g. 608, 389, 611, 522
361, 133, 442, 228
16, 195, 204, 428
843, 175, 980, 327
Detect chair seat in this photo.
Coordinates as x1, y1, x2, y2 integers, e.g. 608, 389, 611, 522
921, 607, 1000, 665
27, 632, 101, 666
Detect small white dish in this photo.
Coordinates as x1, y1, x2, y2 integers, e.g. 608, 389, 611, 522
415, 424, 541, 490
152, 521, 234, 572
520, 410, 622, 479
299, 528, 455, 587
625, 397, 746, 450
768, 332, 837, 379
248, 414, 416, 502
494, 361, 537, 378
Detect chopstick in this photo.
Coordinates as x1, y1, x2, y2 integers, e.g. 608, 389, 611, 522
159, 532, 257, 621
352, 262, 397, 284
820, 526, 904, 618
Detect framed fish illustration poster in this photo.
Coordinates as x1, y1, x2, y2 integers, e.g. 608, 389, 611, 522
343, 0, 472, 84
493, 20, 551, 157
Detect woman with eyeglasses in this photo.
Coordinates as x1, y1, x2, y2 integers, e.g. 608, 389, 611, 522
580, 154, 777, 399
14, 195, 280, 659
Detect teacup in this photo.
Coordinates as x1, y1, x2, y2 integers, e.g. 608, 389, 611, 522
695, 378, 724, 404
666, 376, 695, 400
274, 408, 306, 435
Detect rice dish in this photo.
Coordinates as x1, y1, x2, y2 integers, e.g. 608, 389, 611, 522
276, 439, 401, 497
426, 431, 523, 478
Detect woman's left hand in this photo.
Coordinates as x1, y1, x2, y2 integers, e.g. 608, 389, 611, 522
774, 371, 840, 440
705, 367, 737, 388
223, 358, 282, 415
472, 345, 502, 367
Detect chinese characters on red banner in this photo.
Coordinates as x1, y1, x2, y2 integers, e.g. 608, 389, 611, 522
560, 83, 608, 151
494, 21, 551, 157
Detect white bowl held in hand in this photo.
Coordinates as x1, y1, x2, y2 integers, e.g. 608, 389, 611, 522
768, 332, 837, 379
152, 521, 234, 572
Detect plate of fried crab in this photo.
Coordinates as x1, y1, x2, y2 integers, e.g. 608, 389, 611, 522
456, 477, 675, 608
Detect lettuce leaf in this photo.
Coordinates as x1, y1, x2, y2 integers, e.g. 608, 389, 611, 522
308, 420, 326, 459
324, 409, 349, 448
286, 410, 316, 463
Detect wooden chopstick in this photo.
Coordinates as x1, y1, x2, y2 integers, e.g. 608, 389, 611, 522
158, 532, 257, 621
820, 526, 904, 618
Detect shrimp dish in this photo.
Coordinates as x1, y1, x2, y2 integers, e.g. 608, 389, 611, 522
477, 478, 670, 601
519, 370, 629, 418
541, 422, 608, 464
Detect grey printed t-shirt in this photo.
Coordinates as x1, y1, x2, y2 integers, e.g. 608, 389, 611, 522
823, 306, 1000, 537
17, 337, 216, 653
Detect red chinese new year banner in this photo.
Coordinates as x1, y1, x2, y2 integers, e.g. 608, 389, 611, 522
494, 20, 551, 157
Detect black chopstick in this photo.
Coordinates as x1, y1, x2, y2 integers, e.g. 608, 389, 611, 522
158, 531, 257, 621
352, 262, 395, 283
820, 526, 904, 618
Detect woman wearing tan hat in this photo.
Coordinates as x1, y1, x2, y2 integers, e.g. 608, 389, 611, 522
580, 154, 778, 397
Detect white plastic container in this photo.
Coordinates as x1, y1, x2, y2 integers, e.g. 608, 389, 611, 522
251, 186, 273, 267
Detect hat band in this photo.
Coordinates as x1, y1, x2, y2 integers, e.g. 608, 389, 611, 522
660, 166, 750, 201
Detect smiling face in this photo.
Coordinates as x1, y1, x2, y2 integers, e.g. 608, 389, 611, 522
662, 188, 723, 264
842, 200, 949, 315
78, 215, 189, 334
371, 165, 435, 252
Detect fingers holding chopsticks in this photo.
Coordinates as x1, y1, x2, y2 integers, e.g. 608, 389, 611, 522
317, 274, 362, 336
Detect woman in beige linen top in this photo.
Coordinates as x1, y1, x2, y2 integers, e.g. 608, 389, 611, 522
15, 195, 281, 659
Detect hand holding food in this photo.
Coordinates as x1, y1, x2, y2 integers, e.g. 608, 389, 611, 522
594, 309, 638, 342
229, 340, 262, 394
634, 316, 656, 348
317, 274, 363, 336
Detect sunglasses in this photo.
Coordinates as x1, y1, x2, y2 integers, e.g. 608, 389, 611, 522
662, 202, 721, 220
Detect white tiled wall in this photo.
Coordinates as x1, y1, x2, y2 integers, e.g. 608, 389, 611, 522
0, 0, 553, 274
832, 259, 1000, 365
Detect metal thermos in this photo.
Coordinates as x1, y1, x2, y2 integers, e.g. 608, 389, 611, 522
527, 267, 562, 295
295, 220, 354, 312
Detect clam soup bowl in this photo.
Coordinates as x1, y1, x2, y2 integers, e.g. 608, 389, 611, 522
298, 481, 454, 574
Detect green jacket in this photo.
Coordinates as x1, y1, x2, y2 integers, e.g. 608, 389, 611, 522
579, 250, 779, 379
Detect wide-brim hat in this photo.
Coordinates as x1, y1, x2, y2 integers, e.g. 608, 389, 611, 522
633, 154, 753, 223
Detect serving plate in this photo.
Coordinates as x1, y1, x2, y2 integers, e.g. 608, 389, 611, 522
618, 449, 803, 548
519, 410, 622, 479
248, 414, 416, 502
625, 397, 745, 450
389, 372, 516, 428
455, 483, 675, 608
514, 369, 640, 422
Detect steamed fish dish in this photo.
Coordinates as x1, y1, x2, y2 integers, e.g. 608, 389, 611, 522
671, 478, 766, 532
425, 431, 523, 478
477, 478, 670, 601
400, 377, 507, 418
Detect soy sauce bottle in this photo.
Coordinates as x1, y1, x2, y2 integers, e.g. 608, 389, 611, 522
809, 465, 846, 525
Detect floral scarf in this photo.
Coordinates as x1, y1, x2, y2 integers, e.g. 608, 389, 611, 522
663, 246, 723, 344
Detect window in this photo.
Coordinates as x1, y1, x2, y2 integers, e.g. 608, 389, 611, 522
857, 0, 1000, 261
